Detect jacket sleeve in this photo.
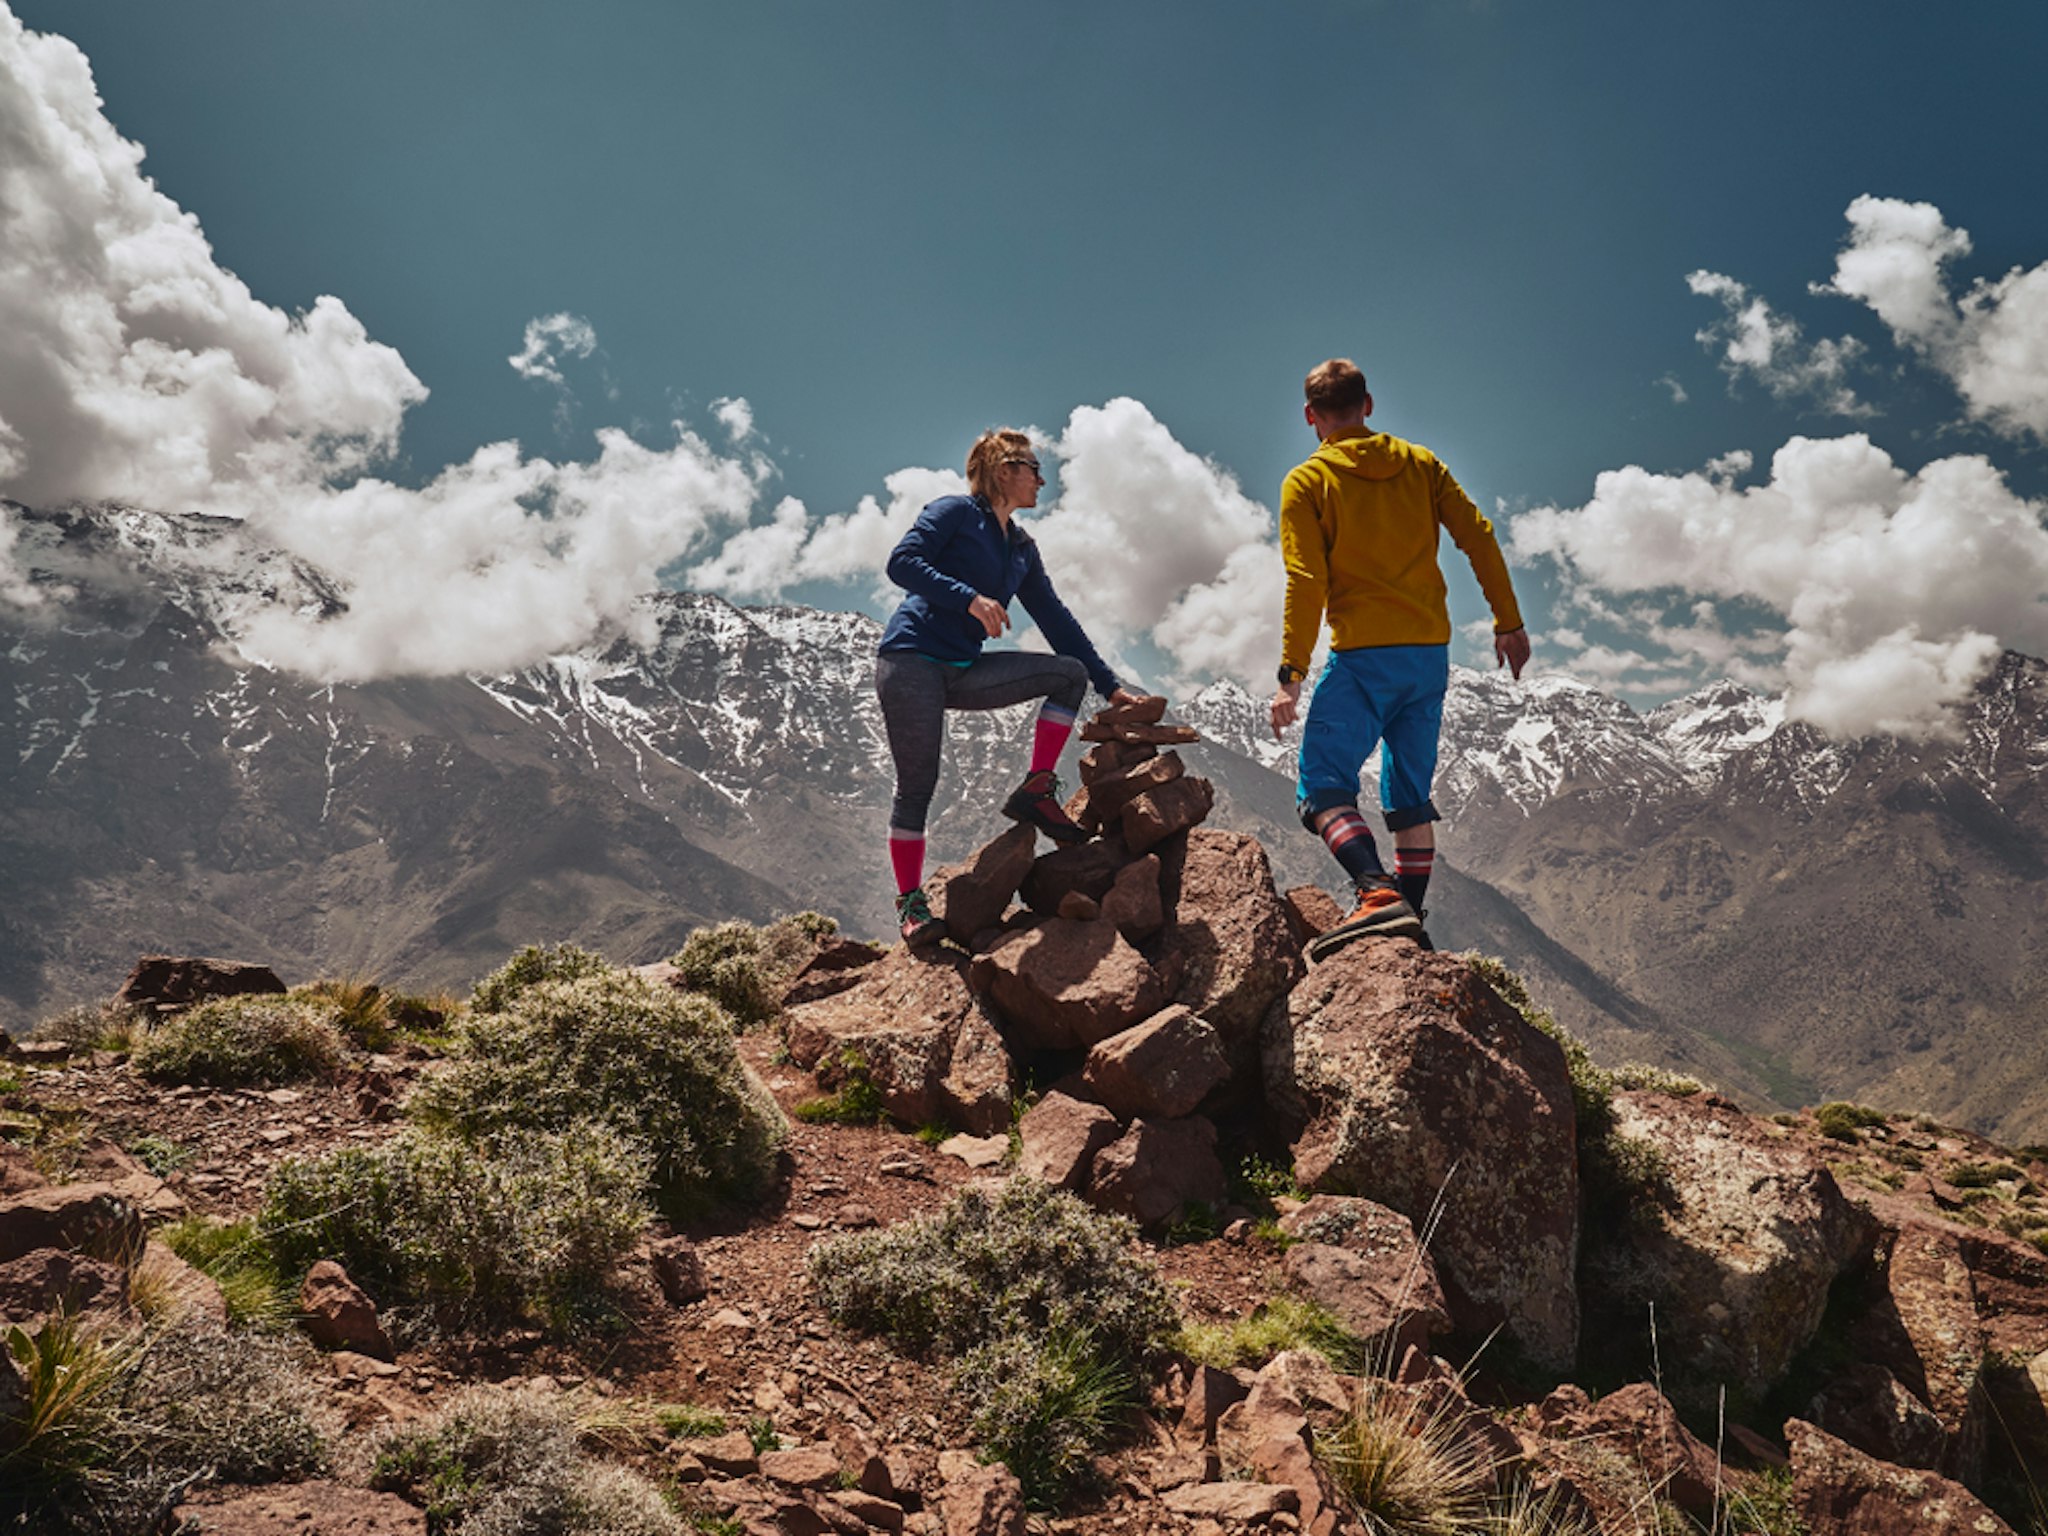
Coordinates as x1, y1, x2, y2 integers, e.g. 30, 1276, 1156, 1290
1278, 464, 1330, 672
1015, 542, 1122, 697
885, 498, 979, 611
1433, 461, 1524, 633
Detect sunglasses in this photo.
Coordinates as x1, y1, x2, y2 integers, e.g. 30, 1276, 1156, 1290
1005, 458, 1045, 479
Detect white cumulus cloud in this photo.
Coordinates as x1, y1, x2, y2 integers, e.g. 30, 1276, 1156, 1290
1687, 270, 1870, 415
507, 313, 598, 387
1512, 434, 2048, 737
1820, 195, 2048, 443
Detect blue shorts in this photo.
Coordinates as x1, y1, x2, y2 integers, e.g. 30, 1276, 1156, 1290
1296, 644, 1447, 832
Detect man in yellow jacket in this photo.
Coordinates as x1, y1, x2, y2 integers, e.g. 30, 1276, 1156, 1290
1269, 358, 1531, 960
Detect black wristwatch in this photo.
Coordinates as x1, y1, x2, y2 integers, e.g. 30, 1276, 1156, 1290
1276, 664, 1306, 685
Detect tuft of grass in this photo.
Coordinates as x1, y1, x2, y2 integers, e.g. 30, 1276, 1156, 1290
131, 995, 346, 1087
1948, 1160, 2024, 1189
160, 1215, 295, 1330
1164, 1201, 1221, 1247
1491, 1480, 1601, 1536
652, 1404, 728, 1439
1176, 1294, 1366, 1374
793, 1046, 888, 1126
289, 977, 394, 1051
1813, 1101, 1888, 1144
669, 913, 833, 1031
470, 942, 616, 1016
1230, 1152, 1305, 1207
0, 1316, 136, 1505
1720, 1467, 1809, 1535
411, 970, 786, 1217
1319, 1377, 1492, 1536
745, 1415, 782, 1454
914, 1122, 951, 1147
958, 1324, 1137, 1508
260, 1122, 650, 1331
124, 1133, 194, 1177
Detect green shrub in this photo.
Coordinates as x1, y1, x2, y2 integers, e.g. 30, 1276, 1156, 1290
1814, 1101, 1888, 1144
957, 1325, 1137, 1507
669, 912, 835, 1030
28, 1001, 143, 1053
1722, 1467, 1808, 1535
160, 1215, 295, 1330
131, 996, 345, 1087
792, 1047, 887, 1126
410, 972, 786, 1215
809, 1177, 1176, 1363
124, 1133, 193, 1177
1177, 1295, 1366, 1373
653, 1404, 728, 1439
470, 943, 616, 1016
1610, 1062, 1706, 1097
372, 1385, 682, 1536
260, 1122, 650, 1328
1947, 1160, 2023, 1189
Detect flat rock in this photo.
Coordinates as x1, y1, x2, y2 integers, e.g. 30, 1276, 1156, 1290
1081, 1005, 1230, 1120
1263, 943, 1580, 1370
970, 918, 1173, 1051
1016, 1093, 1120, 1191
760, 1445, 843, 1489
0, 1181, 144, 1266
1120, 774, 1214, 853
1086, 1116, 1226, 1228
780, 939, 889, 1007
114, 954, 286, 1012
1787, 1418, 2017, 1535
175, 1481, 426, 1535
1160, 1482, 1300, 1520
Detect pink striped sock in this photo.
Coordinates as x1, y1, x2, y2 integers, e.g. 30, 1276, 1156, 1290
888, 830, 925, 895
1029, 703, 1077, 775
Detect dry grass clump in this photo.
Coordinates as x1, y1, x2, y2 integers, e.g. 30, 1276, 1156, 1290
1319, 1378, 1492, 1536
370, 1385, 682, 1536
27, 1001, 145, 1053
669, 911, 835, 1030
809, 1178, 1174, 1505
260, 1123, 650, 1330
130, 995, 345, 1087
411, 970, 786, 1215
469, 942, 616, 1015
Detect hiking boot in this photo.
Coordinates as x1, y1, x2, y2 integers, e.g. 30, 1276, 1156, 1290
1002, 769, 1090, 844
895, 887, 948, 949
1305, 880, 1424, 963
1414, 906, 1435, 952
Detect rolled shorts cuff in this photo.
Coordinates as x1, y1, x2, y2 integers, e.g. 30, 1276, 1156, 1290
1383, 799, 1441, 833
1296, 787, 1361, 832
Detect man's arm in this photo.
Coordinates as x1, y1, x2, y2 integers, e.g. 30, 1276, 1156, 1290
1272, 466, 1329, 736
1434, 460, 1528, 673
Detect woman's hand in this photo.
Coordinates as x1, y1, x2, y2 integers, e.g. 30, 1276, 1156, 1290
1108, 687, 1158, 708
968, 594, 1010, 639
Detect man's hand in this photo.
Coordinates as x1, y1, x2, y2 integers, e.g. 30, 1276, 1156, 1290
968, 594, 1010, 639
1495, 626, 1531, 681
1269, 680, 1303, 738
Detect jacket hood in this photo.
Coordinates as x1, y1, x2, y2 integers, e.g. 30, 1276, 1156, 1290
1315, 429, 1408, 481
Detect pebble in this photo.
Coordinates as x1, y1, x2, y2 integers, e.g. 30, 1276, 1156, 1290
791, 1213, 826, 1230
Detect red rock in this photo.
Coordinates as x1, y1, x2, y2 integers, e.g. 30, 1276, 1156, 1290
760, 1445, 843, 1489
1086, 1116, 1226, 1228
1282, 886, 1344, 949
1278, 1195, 1453, 1363
970, 919, 1173, 1051
1846, 1219, 1988, 1481
0, 1248, 127, 1327
1120, 774, 1215, 854
780, 939, 888, 1007
1160, 830, 1302, 1080
929, 825, 1038, 945
1081, 1005, 1230, 1120
1264, 943, 1580, 1369
135, 1238, 228, 1326
0, 1144, 44, 1196
1086, 751, 1186, 827
299, 1259, 393, 1360
1984, 1348, 2048, 1485
174, 1480, 427, 1534
1787, 1417, 2017, 1535
650, 1235, 709, 1305
1016, 1093, 1120, 1191
1078, 739, 1156, 786
1540, 1382, 1721, 1515
1056, 891, 1101, 920
1094, 695, 1169, 728
1100, 854, 1164, 943
1161, 1482, 1300, 1520
1177, 1362, 1249, 1444
784, 948, 1015, 1134
940, 1461, 1026, 1536
826, 1489, 905, 1532
0, 1181, 143, 1266
114, 954, 286, 1012
1019, 836, 1133, 915
696, 1429, 761, 1475
1807, 1364, 1948, 1471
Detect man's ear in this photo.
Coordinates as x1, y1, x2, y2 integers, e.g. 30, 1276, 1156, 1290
1362, 391, 1374, 418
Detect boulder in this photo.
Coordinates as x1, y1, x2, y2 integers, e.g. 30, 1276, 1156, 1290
1086, 1116, 1226, 1228
1019, 836, 1133, 916
1099, 854, 1164, 943
649, 1235, 709, 1306
114, 955, 286, 1012
1121, 775, 1215, 854
780, 939, 888, 1008
929, 826, 1038, 945
1282, 886, 1344, 949
0, 1248, 128, 1328
1983, 1348, 2048, 1486
1015, 1093, 1120, 1191
939, 1460, 1026, 1536
0, 1181, 144, 1266
1081, 1005, 1230, 1120
1588, 1090, 1877, 1404
1277, 1196, 1452, 1363
1159, 830, 1302, 1078
299, 1259, 393, 1360
1177, 1362, 1249, 1444
1085, 751, 1186, 828
784, 948, 1015, 1134
1263, 943, 1579, 1370
970, 919, 1173, 1052
1807, 1364, 1949, 1472
1844, 1219, 1988, 1481
1786, 1418, 2017, 1535
1531, 1382, 1719, 1516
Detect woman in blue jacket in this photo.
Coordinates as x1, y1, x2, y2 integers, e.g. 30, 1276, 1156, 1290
877, 427, 1142, 946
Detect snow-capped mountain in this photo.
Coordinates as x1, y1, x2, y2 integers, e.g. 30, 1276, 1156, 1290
7, 500, 2048, 1144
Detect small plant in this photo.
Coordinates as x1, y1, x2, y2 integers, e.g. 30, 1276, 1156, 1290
125, 1133, 194, 1177
161, 1215, 296, 1329
260, 1123, 650, 1329
745, 1416, 782, 1454
131, 995, 346, 1086
653, 1404, 728, 1439
0, 1315, 135, 1510
1721, 1467, 1809, 1535
915, 1122, 951, 1147
958, 1323, 1137, 1507
1947, 1160, 2023, 1189
793, 1047, 888, 1126
290, 977, 394, 1051
469, 942, 616, 1015
670, 912, 835, 1030
1610, 1062, 1706, 1097
1230, 1152, 1304, 1206
1163, 1201, 1221, 1247
411, 971, 786, 1216
29, 1001, 147, 1053
1813, 1101, 1888, 1144
1319, 1377, 1492, 1536
1177, 1294, 1366, 1373
1491, 1480, 1600, 1536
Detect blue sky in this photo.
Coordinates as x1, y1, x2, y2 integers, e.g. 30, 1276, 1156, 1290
4, 1, 2046, 733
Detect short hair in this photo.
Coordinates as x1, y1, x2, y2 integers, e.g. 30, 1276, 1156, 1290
1304, 358, 1370, 417
965, 428, 1036, 501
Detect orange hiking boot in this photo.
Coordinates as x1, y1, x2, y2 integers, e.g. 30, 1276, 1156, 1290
1305, 879, 1424, 962
1001, 769, 1090, 844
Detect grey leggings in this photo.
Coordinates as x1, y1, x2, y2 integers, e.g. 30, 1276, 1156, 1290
875, 650, 1089, 832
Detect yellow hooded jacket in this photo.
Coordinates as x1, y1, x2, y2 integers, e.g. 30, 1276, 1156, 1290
1278, 427, 1522, 671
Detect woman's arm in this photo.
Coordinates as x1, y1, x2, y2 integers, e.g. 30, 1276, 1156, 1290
885, 498, 979, 611
1014, 542, 1122, 697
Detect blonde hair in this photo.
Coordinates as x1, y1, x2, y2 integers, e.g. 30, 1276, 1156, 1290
965, 428, 1037, 502
1305, 358, 1370, 417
